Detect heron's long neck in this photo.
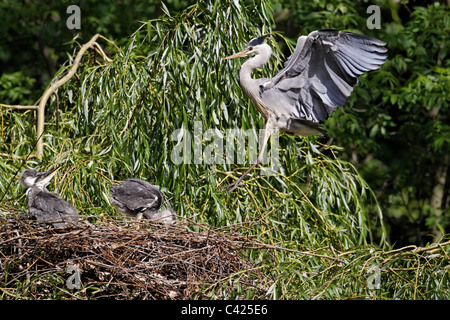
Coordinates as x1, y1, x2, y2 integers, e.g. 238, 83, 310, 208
239, 47, 272, 119
239, 53, 270, 84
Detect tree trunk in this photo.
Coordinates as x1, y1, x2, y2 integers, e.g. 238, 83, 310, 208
430, 155, 449, 237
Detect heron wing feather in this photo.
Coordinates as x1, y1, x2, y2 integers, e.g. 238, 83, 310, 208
110, 179, 163, 213
30, 191, 78, 226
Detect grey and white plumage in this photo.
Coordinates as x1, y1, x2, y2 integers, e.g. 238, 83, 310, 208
20, 168, 79, 228
223, 29, 387, 191
110, 179, 176, 224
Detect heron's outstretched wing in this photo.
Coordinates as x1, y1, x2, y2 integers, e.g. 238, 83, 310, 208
110, 179, 163, 214
260, 29, 387, 123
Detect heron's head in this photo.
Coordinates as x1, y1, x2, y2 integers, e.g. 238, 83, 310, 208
20, 167, 60, 189
225, 34, 271, 60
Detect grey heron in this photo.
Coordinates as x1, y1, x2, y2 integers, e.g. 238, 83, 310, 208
110, 179, 176, 225
20, 167, 79, 227
223, 29, 387, 191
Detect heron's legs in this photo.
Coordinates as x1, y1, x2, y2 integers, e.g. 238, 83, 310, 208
132, 211, 144, 229
221, 122, 274, 192
135, 211, 144, 220
222, 162, 259, 192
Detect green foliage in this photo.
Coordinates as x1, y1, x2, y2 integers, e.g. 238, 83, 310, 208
1, 0, 449, 300
270, 0, 450, 246
0, 72, 36, 105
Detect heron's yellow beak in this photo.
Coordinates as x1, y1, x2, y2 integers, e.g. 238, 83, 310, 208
224, 48, 250, 60
36, 166, 61, 188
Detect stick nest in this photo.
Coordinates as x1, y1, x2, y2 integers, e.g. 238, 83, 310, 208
0, 215, 266, 299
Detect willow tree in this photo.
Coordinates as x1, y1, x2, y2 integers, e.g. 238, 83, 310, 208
32, 1, 381, 243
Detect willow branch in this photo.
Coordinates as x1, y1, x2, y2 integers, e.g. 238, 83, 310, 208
0, 104, 38, 110
0, 34, 115, 157
35, 34, 114, 156
384, 239, 450, 255
243, 242, 345, 263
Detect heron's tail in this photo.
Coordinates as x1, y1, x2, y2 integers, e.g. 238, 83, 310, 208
288, 118, 328, 137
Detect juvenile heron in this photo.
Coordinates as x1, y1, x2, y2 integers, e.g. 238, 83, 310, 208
20, 168, 79, 228
110, 179, 176, 225
223, 29, 387, 191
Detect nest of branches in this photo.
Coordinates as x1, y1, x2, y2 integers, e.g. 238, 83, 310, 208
0, 215, 267, 299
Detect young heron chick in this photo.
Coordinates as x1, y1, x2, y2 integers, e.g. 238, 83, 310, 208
110, 179, 176, 225
20, 168, 79, 228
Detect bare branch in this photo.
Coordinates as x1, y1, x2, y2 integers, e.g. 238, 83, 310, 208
0, 34, 115, 157
0, 104, 38, 110
35, 34, 114, 156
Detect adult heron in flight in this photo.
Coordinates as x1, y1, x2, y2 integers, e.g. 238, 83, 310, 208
20, 167, 79, 227
110, 179, 176, 225
223, 29, 387, 191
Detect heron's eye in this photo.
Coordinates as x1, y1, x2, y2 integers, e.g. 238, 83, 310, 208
248, 46, 254, 51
